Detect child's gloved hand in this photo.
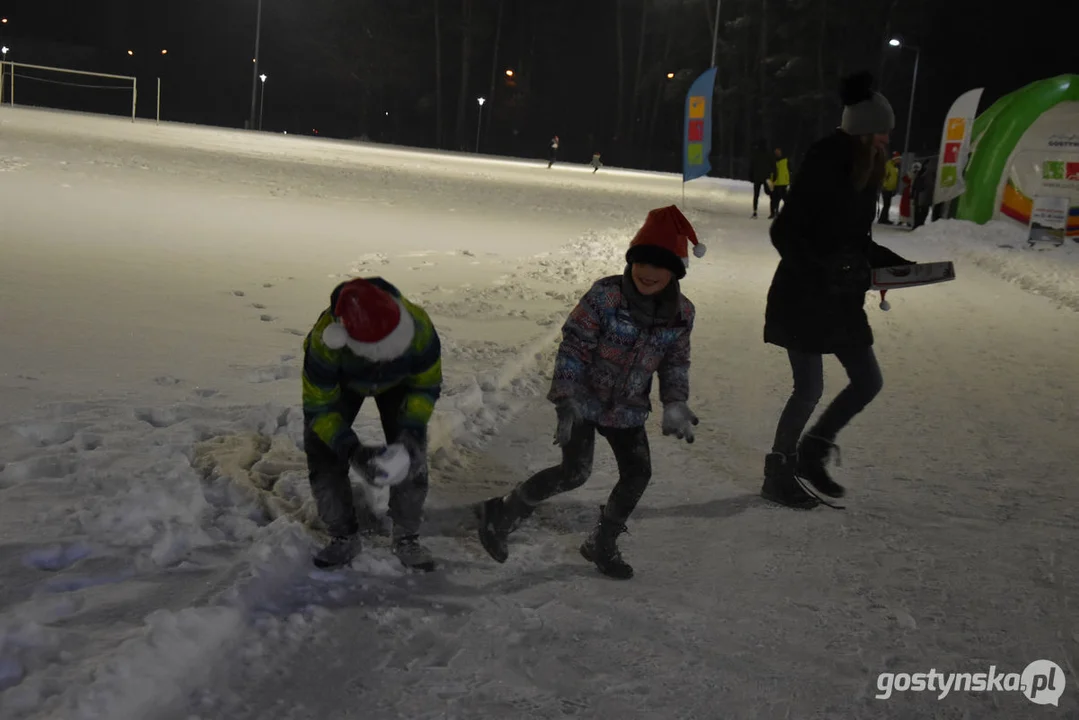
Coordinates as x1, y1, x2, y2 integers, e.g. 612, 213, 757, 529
349, 444, 385, 480
553, 399, 583, 446
394, 431, 427, 482
662, 401, 699, 443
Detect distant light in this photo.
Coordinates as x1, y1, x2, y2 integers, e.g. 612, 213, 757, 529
385, 111, 389, 116
477, 96, 486, 106
505, 69, 514, 77
127, 50, 134, 56
161, 49, 168, 55
889, 38, 901, 47
259, 74, 267, 82
1, 18, 7, 24
666, 72, 675, 79
1, 47, 8, 56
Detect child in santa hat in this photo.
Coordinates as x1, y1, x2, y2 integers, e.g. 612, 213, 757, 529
302, 277, 442, 571
475, 205, 705, 579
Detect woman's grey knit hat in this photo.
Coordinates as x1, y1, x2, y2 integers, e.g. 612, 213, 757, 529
839, 72, 895, 135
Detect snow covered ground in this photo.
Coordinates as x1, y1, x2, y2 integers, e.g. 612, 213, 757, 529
1, 106, 1078, 719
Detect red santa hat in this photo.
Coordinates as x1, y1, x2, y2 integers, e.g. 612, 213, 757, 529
321, 279, 415, 361
625, 205, 706, 279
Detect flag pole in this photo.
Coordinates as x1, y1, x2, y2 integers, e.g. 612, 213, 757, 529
710, 0, 721, 68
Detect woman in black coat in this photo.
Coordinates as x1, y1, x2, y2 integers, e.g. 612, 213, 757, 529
762, 73, 914, 509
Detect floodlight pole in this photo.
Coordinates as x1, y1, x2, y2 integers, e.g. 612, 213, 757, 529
248, 0, 263, 130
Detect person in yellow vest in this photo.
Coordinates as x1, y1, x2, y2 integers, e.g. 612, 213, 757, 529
768, 148, 790, 219
878, 152, 901, 224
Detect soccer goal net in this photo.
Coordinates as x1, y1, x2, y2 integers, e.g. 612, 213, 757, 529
0, 61, 139, 121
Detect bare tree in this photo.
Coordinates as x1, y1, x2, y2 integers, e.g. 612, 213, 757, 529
484, 0, 505, 149
455, 0, 474, 149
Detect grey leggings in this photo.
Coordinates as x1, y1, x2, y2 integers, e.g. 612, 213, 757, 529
772, 346, 884, 454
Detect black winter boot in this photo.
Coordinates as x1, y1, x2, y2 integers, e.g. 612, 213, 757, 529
761, 452, 819, 509
474, 490, 534, 563
313, 534, 362, 569
580, 506, 634, 579
796, 435, 845, 498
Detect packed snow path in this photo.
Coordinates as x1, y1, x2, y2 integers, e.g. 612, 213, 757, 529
1, 108, 1077, 719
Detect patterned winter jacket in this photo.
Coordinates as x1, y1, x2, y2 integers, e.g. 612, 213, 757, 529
302, 279, 442, 460
548, 275, 694, 428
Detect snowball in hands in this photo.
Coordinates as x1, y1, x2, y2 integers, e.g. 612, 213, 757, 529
370, 443, 411, 487
347, 443, 411, 518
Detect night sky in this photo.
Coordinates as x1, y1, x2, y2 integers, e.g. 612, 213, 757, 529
1, 0, 1073, 175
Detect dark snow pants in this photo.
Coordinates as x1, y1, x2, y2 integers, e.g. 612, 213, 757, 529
878, 191, 894, 223
753, 182, 771, 213
772, 346, 883, 454
770, 185, 788, 216
305, 385, 428, 538
516, 420, 651, 524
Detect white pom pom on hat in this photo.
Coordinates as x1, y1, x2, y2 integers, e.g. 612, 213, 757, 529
322, 320, 350, 349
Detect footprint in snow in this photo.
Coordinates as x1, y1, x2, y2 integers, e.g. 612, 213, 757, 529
252, 303, 267, 310
153, 375, 183, 386
39, 571, 135, 594
22, 542, 93, 571
134, 407, 184, 428
263, 283, 274, 288
284, 328, 306, 337
260, 314, 276, 322
14, 422, 77, 447
232, 290, 246, 297
1, 454, 79, 483
193, 388, 219, 398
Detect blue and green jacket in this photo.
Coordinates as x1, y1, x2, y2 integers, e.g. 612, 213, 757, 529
302, 278, 442, 459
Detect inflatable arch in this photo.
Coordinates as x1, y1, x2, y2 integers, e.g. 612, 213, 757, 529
956, 74, 1079, 238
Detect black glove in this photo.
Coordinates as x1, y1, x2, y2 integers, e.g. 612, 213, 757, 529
348, 444, 384, 480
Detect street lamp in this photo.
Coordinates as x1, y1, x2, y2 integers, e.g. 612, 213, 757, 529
475, 97, 486, 152
258, 74, 267, 130
888, 36, 921, 183
667, 72, 675, 79
504, 69, 514, 77
127, 50, 134, 56
1, 47, 9, 106
248, 0, 263, 130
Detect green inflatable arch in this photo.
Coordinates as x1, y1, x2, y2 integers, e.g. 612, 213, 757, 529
956, 74, 1079, 224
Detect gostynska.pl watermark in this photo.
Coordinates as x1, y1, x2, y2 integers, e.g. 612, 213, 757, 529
876, 660, 1065, 706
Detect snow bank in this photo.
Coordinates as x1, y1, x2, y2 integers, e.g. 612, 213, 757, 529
0, 213, 643, 719
911, 219, 1079, 312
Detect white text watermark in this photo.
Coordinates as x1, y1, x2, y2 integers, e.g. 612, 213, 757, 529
876, 660, 1065, 706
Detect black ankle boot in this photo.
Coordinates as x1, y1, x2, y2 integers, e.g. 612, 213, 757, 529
796, 435, 845, 498
580, 506, 634, 579
761, 452, 819, 509
313, 534, 362, 569
475, 490, 533, 563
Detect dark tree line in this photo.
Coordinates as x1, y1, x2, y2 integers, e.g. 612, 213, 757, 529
7, 0, 994, 177
266, 0, 941, 175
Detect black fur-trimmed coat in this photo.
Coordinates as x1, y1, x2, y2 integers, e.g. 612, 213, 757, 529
764, 131, 913, 354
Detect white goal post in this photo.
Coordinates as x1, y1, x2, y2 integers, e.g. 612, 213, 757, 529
0, 61, 143, 122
